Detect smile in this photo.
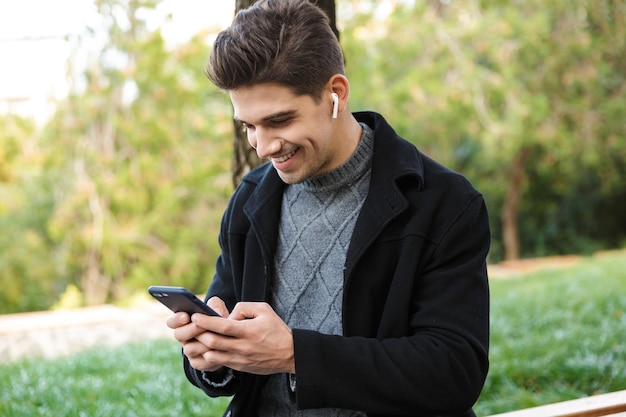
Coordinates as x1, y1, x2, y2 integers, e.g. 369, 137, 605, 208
272, 149, 296, 163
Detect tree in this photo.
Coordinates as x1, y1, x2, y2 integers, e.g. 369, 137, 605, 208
2, 0, 624, 313
0, 115, 59, 313
230, 0, 339, 186
342, 0, 626, 261
43, 0, 233, 305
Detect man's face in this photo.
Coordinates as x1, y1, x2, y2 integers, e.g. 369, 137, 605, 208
230, 83, 343, 184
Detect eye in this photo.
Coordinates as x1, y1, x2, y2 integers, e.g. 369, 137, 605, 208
240, 122, 254, 132
270, 117, 291, 127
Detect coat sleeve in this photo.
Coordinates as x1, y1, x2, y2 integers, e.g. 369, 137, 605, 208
292, 193, 491, 416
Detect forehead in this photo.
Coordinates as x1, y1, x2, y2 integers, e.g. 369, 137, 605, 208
229, 83, 313, 122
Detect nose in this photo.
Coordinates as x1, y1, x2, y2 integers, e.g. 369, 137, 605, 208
250, 127, 282, 159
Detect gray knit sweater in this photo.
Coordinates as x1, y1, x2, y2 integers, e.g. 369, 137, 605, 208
259, 124, 373, 416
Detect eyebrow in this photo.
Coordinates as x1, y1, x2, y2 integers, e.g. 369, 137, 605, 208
234, 110, 298, 125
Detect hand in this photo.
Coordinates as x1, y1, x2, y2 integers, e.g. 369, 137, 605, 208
165, 297, 231, 373
189, 302, 295, 375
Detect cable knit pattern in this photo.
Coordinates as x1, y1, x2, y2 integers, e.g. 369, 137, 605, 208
258, 124, 373, 417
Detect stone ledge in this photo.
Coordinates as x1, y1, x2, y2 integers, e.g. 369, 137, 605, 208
0, 302, 173, 363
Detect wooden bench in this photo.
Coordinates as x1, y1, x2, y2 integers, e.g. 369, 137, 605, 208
487, 390, 626, 417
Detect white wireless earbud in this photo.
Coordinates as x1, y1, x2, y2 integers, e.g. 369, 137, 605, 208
331, 92, 339, 119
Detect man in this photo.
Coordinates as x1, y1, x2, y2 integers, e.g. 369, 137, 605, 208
166, 0, 490, 416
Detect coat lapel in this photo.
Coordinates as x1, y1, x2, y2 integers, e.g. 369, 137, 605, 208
243, 164, 285, 274
344, 112, 424, 279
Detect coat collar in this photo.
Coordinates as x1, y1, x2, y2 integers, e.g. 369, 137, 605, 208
345, 111, 424, 275
354, 111, 424, 190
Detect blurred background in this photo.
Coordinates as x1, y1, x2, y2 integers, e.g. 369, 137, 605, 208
1, 0, 625, 313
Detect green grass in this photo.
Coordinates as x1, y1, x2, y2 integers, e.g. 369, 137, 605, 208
1, 251, 624, 416
475, 250, 626, 415
0, 339, 230, 417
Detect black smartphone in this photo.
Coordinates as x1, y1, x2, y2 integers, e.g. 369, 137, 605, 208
148, 286, 220, 316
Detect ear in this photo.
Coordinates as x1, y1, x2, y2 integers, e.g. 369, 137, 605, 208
328, 74, 350, 115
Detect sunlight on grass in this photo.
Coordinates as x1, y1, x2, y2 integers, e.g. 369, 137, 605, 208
475, 251, 626, 415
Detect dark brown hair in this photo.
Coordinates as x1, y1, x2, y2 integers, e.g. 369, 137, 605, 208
206, 0, 344, 101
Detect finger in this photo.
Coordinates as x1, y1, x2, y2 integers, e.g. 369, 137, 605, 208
207, 296, 229, 318
195, 329, 235, 352
191, 312, 237, 336
165, 312, 190, 329
182, 339, 228, 373
187, 351, 225, 373
183, 343, 221, 372
188, 356, 224, 373
173, 321, 206, 344
182, 338, 211, 358
190, 302, 275, 339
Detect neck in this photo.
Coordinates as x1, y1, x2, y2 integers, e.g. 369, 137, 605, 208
333, 110, 364, 164
302, 120, 374, 191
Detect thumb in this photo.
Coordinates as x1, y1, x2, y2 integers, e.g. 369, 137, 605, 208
229, 301, 271, 321
207, 296, 229, 318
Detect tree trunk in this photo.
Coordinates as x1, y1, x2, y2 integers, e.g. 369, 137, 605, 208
231, 0, 339, 187
501, 148, 530, 260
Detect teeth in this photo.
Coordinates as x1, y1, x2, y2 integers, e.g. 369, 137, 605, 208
273, 150, 295, 163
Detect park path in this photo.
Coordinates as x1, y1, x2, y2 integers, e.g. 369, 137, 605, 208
0, 254, 586, 364
0, 299, 172, 363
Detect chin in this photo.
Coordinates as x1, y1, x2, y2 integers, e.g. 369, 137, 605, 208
277, 171, 307, 185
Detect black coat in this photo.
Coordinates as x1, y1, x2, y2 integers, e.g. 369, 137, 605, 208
184, 111, 491, 417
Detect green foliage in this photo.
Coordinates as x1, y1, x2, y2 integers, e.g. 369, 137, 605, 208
342, 0, 626, 262
38, 3, 234, 306
0, 340, 230, 416
475, 250, 626, 415
1, 0, 236, 312
1, 0, 625, 312
0, 115, 61, 313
